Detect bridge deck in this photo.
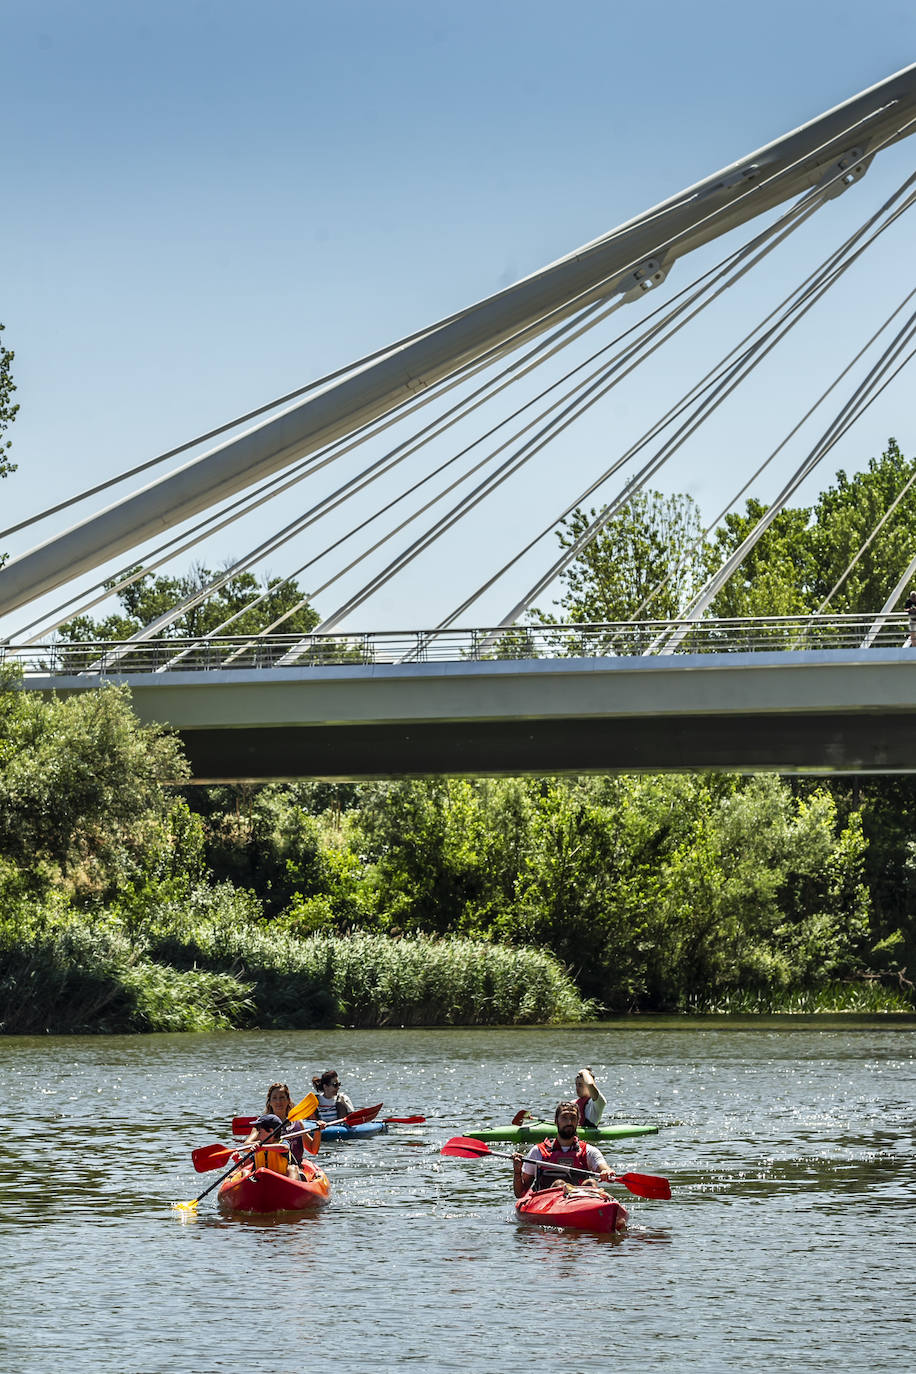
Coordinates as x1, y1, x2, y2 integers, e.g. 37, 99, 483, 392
17, 645, 916, 779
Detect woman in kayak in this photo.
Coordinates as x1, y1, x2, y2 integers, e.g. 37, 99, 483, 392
513, 1101, 615, 1197
243, 1082, 322, 1166
311, 1069, 355, 1122
575, 1067, 607, 1127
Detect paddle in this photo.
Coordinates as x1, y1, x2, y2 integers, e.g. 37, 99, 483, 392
511, 1111, 534, 1126
173, 1091, 319, 1212
440, 1135, 672, 1200
383, 1115, 426, 1124
231, 1102, 383, 1136
233, 1099, 384, 1132
195, 1106, 383, 1174
191, 1142, 288, 1174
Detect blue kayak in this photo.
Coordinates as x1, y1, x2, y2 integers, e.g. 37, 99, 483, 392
320, 1121, 389, 1141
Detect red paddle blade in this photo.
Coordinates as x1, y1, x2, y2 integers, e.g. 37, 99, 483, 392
615, 1171, 671, 1200
344, 1103, 383, 1126
191, 1144, 235, 1173
232, 1115, 256, 1136
441, 1135, 494, 1158
383, 1115, 426, 1124
511, 1110, 532, 1126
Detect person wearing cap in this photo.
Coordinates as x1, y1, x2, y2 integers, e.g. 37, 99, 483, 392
512, 1101, 615, 1198
247, 1113, 300, 1179
575, 1067, 607, 1127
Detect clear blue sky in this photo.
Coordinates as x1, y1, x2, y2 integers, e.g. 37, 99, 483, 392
3, 1, 916, 635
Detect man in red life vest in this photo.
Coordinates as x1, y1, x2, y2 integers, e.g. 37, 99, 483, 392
512, 1101, 616, 1197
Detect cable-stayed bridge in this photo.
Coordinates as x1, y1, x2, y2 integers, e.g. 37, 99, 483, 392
4, 65, 916, 778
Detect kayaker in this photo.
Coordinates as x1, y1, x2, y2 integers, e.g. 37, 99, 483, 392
243, 1083, 322, 1165
513, 1101, 616, 1197
575, 1067, 607, 1127
249, 1113, 300, 1180
311, 1069, 356, 1122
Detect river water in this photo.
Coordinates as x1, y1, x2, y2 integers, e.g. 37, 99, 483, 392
1, 1020, 913, 1373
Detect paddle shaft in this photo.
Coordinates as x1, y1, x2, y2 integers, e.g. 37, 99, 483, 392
209, 1108, 370, 1172
233, 1102, 383, 1136
467, 1143, 606, 1181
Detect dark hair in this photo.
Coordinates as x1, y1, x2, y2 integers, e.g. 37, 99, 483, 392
554, 1100, 579, 1125
312, 1070, 340, 1091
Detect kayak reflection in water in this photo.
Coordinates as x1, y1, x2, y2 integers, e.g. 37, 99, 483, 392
243, 1082, 323, 1170
513, 1101, 616, 1197
311, 1069, 355, 1122
574, 1067, 607, 1127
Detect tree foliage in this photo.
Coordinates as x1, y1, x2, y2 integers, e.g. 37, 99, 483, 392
540, 440, 916, 624
534, 489, 714, 623
711, 439, 916, 617
57, 564, 320, 642
0, 323, 17, 484
0, 670, 192, 899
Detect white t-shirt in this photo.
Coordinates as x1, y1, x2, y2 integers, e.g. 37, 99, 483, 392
582, 1089, 607, 1125
521, 1139, 609, 1181
315, 1090, 355, 1122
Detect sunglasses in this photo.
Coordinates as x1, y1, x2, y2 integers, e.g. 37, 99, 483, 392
322, 1078, 340, 1087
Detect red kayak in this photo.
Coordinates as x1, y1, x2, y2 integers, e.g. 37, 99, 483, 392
217, 1158, 331, 1215
515, 1182, 628, 1234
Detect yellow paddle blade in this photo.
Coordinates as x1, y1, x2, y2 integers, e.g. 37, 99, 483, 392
172, 1199, 199, 1212
287, 1092, 319, 1123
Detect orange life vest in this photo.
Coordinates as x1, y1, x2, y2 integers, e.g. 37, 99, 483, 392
252, 1143, 290, 1174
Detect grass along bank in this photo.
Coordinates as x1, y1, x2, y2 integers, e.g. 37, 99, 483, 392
0, 895, 594, 1033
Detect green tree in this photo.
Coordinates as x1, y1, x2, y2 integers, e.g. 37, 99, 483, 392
808, 438, 916, 612
709, 500, 815, 618
710, 439, 916, 617
57, 564, 320, 642
0, 323, 19, 568
0, 676, 191, 900
534, 489, 714, 623
355, 779, 494, 933
0, 324, 16, 484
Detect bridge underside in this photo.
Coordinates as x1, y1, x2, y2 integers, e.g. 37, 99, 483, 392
24, 649, 916, 781
177, 710, 916, 781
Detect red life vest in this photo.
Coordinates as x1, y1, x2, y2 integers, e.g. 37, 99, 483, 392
534, 1136, 591, 1190
576, 1095, 590, 1126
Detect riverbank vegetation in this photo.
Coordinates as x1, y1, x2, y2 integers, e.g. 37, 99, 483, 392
1, 663, 913, 1030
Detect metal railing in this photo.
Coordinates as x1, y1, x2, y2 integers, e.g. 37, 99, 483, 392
1, 613, 912, 677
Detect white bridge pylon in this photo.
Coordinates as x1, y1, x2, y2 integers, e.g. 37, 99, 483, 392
2, 63, 916, 630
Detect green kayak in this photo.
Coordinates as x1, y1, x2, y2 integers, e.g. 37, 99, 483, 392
465, 1122, 659, 1143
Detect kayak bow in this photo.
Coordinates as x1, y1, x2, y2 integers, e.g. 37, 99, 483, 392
217, 1158, 331, 1215
515, 1182, 628, 1235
